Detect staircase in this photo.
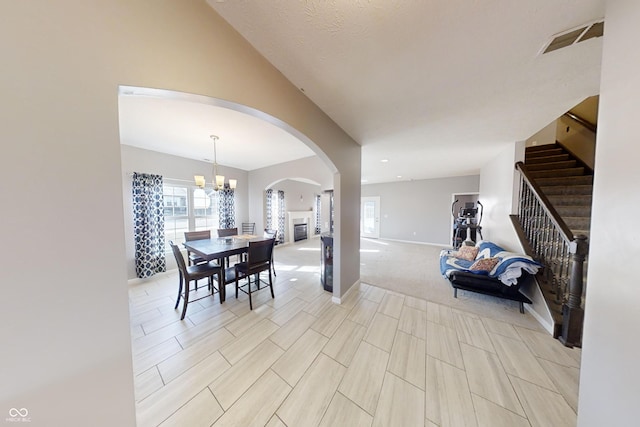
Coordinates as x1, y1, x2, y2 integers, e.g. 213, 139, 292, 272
525, 143, 593, 239
513, 142, 592, 347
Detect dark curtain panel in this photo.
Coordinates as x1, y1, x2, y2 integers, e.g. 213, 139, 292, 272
315, 194, 321, 234
218, 188, 236, 229
277, 190, 285, 244
265, 188, 273, 230
132, 172, 166, 278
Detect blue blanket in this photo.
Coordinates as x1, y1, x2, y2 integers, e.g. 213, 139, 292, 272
440, 241, 542, 286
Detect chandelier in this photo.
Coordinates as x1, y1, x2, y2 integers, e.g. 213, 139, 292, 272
194, 135, 237, 191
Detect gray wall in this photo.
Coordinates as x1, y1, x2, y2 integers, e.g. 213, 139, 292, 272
120, 145, 249, 279
557, 115, 596, 169
0, 2, 360, 424
272, 179, 321, 213
361, 175, 479, 245
266, 179, 322, 241
248, 156, 333, 236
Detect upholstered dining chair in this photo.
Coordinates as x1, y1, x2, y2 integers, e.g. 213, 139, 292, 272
263, 229, 278, 277
184, 230, 211, 290
169, 241, 222, 320
234, 238, 275, 310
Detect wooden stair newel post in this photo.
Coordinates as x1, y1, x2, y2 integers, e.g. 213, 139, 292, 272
559, 234, 588, 347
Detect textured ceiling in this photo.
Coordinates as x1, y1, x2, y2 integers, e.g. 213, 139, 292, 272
207, 0, 605, 183
120, 1, 605, 183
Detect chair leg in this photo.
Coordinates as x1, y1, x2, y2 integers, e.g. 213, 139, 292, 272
180, 278, 190, 320
248, 274, 253, 310
271, 255, 276, 276
188, 258, 199, 291
268, 268, 274, 299
175, 272, 183, 309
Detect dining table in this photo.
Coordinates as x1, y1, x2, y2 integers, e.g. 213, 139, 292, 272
183, 234, 265, 301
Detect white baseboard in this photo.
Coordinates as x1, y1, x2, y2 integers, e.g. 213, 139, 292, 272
332, 279, 361, 304
128, 269, 176, 286
368, 237, 450, 247
524, 304, 555, 335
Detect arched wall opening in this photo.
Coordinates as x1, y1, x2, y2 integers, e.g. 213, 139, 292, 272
119, 86, 341, 290
2, 3, 361, 423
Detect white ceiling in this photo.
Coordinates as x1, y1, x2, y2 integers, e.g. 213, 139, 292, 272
118, 88, 315, 171
120, 0, 605, 184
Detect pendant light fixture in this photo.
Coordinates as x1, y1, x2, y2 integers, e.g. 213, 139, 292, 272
194, 135, 237, 191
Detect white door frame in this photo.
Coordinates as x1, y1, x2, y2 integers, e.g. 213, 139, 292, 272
361, 196, 380, 238
451, 192, 479, 247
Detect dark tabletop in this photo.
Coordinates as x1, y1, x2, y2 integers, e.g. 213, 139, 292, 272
183, 236, 265, 261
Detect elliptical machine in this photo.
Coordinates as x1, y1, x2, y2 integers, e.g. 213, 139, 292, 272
451, 200, 483, 249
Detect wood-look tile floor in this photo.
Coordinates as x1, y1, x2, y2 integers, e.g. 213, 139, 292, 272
129, 239, 581, 427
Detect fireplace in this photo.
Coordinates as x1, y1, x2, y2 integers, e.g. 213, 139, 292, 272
287, 211, 313, 244
294, 223, 308, 242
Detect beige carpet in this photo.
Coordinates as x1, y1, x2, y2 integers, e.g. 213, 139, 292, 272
359, 238, 542, 329
273, 236, 541, 330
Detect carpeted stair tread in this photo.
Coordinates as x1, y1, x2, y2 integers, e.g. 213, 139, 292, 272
535, 175, 593, 186
526, 143, 559, 152
564, 216, 591, 230
529, 167, 585, 179
571, 230, 590, 238
526, 154, 571, 165
526, 148, 564, 158
524, 142, 591, 341
556, 205, 592, 217
526, 160, 577, 171
547, 195, 592, 206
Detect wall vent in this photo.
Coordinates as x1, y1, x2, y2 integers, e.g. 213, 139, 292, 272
541, 19, 604, 55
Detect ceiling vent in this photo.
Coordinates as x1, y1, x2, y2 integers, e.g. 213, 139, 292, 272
541, 19, 604, 55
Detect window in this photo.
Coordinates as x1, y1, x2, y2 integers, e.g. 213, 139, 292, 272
193, 188, 219, 231
162, 183, 221, 252
163, 185, 189, 250
265, 188, 285, 244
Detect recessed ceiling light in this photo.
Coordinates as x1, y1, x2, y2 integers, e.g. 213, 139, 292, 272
397, 175, 402, 179
361, 179, 368, 183
381, 159, 389, 163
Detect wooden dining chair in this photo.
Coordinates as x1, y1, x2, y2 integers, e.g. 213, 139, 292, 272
217, 228, 239, 266
234, 238, 275, 310
217, 228, 238, 237
263, 229, 278, 277
242, 222, 256, 235
184, 230, 212, 290
170, 241, 223, 320
184, 230, 210, 265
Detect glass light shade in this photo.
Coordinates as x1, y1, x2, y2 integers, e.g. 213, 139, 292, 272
228, 179, 237, 189
194, 175, 206, 189
215, 175, 225, 189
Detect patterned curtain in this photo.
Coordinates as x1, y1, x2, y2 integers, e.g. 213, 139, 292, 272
265, 189, 273, 229
277, 190, 285, 244
132, 172, 166, 278
315, 194, 321, 234
218, 187, 236, 229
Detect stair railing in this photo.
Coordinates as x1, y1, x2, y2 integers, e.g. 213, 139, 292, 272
515, 161, 588, 347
